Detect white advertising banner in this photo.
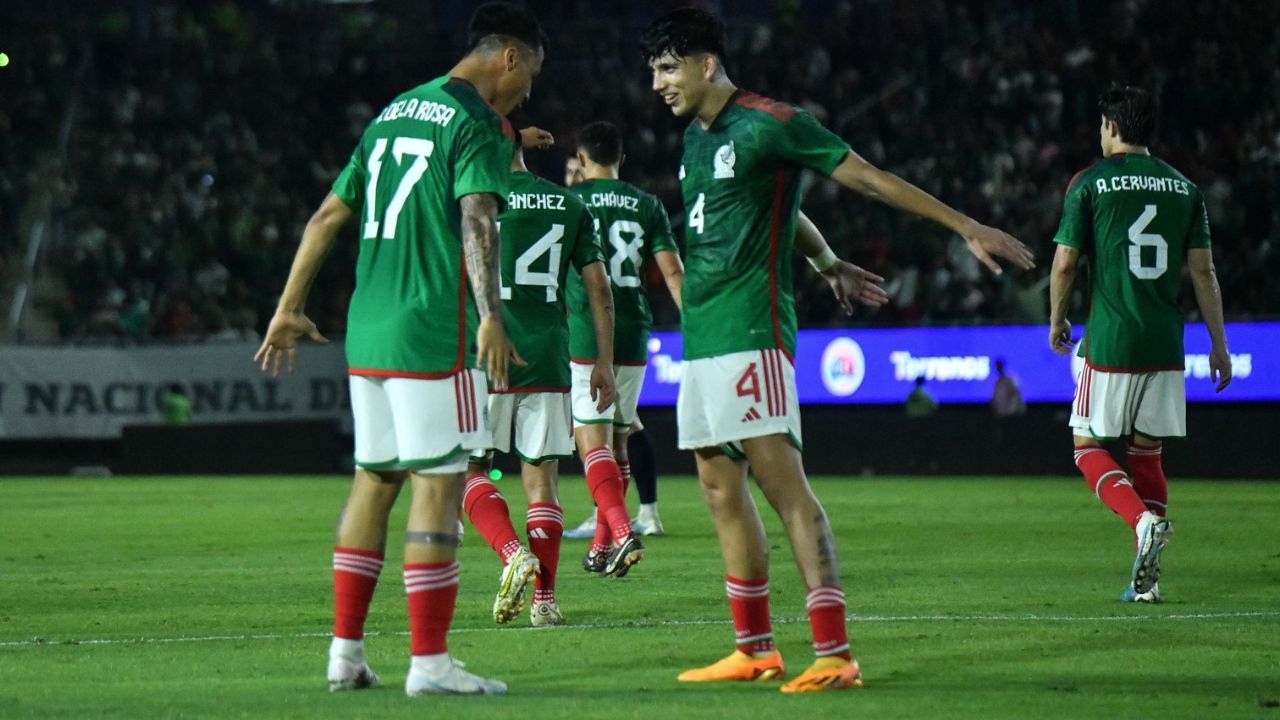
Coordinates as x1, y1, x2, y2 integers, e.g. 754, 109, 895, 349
0, 342, 351, 439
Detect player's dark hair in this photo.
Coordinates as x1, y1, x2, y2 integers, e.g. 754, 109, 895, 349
468, 2, 547, 53
576, 121, 623, 166
640, 7, 728, 64
1098, 85, 1158, 146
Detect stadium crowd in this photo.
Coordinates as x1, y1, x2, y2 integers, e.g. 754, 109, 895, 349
2, 0, 1276, 341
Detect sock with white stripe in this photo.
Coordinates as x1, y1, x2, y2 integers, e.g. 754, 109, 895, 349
1127, 444, 1168, 515
526, 502, 563, 602
404, 562, 459, 656
332, 547, 384, 641
806, 585, 851, 660
462, 474, 523, 563
726, 576, 774, 657
583, 446, 633, 543
1076, 446, 1147, 529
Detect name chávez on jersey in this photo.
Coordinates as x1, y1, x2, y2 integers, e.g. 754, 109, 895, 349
584, 191, 640, 212
507, 193, 566, 211
374, 98, 457, 127
1094, 175, 1191, 195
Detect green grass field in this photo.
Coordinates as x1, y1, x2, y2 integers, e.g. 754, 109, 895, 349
1, 474, 1278, 719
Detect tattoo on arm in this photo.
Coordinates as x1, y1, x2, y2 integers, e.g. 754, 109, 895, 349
460, 193, 502, 318
405, 531, 461, 547
813, 512, 841, 587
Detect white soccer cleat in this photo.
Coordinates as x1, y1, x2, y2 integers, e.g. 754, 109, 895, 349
405, 657, 508, 696
493, 547, 539, 624
563, 513, 597, 540
1132, 511, 1172, 595
327, 656, 379, 692
1121, 582, 1161, 603
630, 506, 665, 536
530, 600, 564, 627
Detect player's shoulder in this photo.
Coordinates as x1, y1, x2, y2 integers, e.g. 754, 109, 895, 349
732, 90, 799, 123
1149, 156, 1198, 190
1065, 158, 1114, 193
438, 77, 516, 143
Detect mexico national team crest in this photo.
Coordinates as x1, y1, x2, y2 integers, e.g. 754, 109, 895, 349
713, 141, 736, 179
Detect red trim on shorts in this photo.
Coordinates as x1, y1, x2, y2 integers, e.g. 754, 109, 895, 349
454, 374, 466, 433
465, 370, 478, 433
1084, 359, 1184, 374
767, 169, 793, 362
773, 349, 787, 415
570, 358, 648, 367
760, 351, 775, 417
491, 386, 570, 394
350, 368, 457, 380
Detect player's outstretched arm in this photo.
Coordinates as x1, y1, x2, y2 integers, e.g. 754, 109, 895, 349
519, 126, 555, 151
1188, 248, 1232, 392
580, 261, 617, 412
795, 210, 888, 314
829, 151, 1035, 275
460, 191, 524, 391
254, 192, 346, 376
654, 250, 684, 311
1047, 244, 1079, 355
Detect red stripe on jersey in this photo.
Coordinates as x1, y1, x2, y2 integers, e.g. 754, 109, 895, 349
767, 169, 791, 361
456, 243, 468, 374
350, 368, 457, 380
1085, 359, 1185, 374
734, 91, 796, 122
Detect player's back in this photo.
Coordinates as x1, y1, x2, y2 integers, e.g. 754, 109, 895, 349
1060, 153, 1211, 370
566, 178, 677, 364
497, 172, 601, 390
336, 77, 514, 376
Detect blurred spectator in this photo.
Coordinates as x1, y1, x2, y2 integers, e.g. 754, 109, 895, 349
160, 384, 190, 426
905, 376, 939, 418
991, 359, 1027, 418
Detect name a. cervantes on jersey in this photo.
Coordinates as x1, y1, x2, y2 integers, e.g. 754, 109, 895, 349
1094, 175, 1191, 196
373, 98, 457, 127
586, 192, 640, 212
507, 193, 566, 211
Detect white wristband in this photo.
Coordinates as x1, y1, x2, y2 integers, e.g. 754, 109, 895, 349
807, 247, 838, 272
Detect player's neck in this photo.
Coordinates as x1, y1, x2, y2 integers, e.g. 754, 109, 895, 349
1107, 142, 1150, 157
582, 164, 620, 181
695, 80, 738, 129
447, 59, 500, 108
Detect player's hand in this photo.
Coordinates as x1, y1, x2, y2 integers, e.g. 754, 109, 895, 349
254, 310, 327, 377
960, 219, 1036, 275
820, 260, 888, 315
1209, 344, 1232, 393
1049, 319, 1073, 355
589, 363, 616, 413
476, 315, 526, 392
520, 127, 555, 151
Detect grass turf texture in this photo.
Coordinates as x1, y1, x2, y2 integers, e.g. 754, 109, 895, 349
1, 475, 1278, 719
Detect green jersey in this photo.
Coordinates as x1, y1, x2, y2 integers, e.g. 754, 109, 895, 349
497, 172, 604, 391
565, 178, 678, 364
332, 76, 515, 377
1053, 154, 1211, 370
679, 91, 850, 360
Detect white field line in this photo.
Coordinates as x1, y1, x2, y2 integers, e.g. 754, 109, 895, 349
2, 611, 1278, 649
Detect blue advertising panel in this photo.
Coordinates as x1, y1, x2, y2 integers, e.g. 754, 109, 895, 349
639, 323, 1276, 406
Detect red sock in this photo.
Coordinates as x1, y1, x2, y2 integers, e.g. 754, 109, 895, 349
463, 474, 522, 562
806, 585, 852, 660
1127, 444, 1168, 515
726, 576, 774, 656
591, 461, 631, 549
583, 446, 632, 542
1075, 447, 1147, 529
404, 562, 459, 656
332, 547, 383, 640
526, 503, 563, 602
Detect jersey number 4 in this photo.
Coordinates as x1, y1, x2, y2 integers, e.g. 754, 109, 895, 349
361, 137, 434, 240
1127, 204, 1168, 280
500, 224, 565, 303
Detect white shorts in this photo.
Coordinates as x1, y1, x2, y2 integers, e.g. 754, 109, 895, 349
349, 371, 491, 474
677, 348, 801, 454
1070, 364, 1186, 440
571, 362, 646, 429
471, 391, 574, 464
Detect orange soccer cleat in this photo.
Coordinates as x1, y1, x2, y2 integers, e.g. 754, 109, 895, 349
779, 656, 863, 694
677, 650, 785, 683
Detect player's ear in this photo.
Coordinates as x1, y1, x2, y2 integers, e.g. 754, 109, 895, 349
503, 45, 518, 72
619, 152, 626, 169
576, 150, 589, 167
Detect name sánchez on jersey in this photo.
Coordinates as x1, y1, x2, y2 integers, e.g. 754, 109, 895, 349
1095, 175, 1191, 195
375, 98, 457, 127
586, 192, 640, 211
507, 193, 566, 210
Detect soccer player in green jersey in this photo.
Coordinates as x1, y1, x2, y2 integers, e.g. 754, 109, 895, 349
254, 2, 544, 697
461, 142, 623, 627
1049, 85, 1232, 603
565, 122, 686, 563
641, 8, 1034, 692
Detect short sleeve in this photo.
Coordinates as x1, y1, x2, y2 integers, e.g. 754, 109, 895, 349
571, 206, 605, 271
1187, 188, 1212, 249
645, 197, 679, 255
331, 144, 366, 208
769, 108, 851, 176
453, 118, 512, 203
1052, 174, 1093, 250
